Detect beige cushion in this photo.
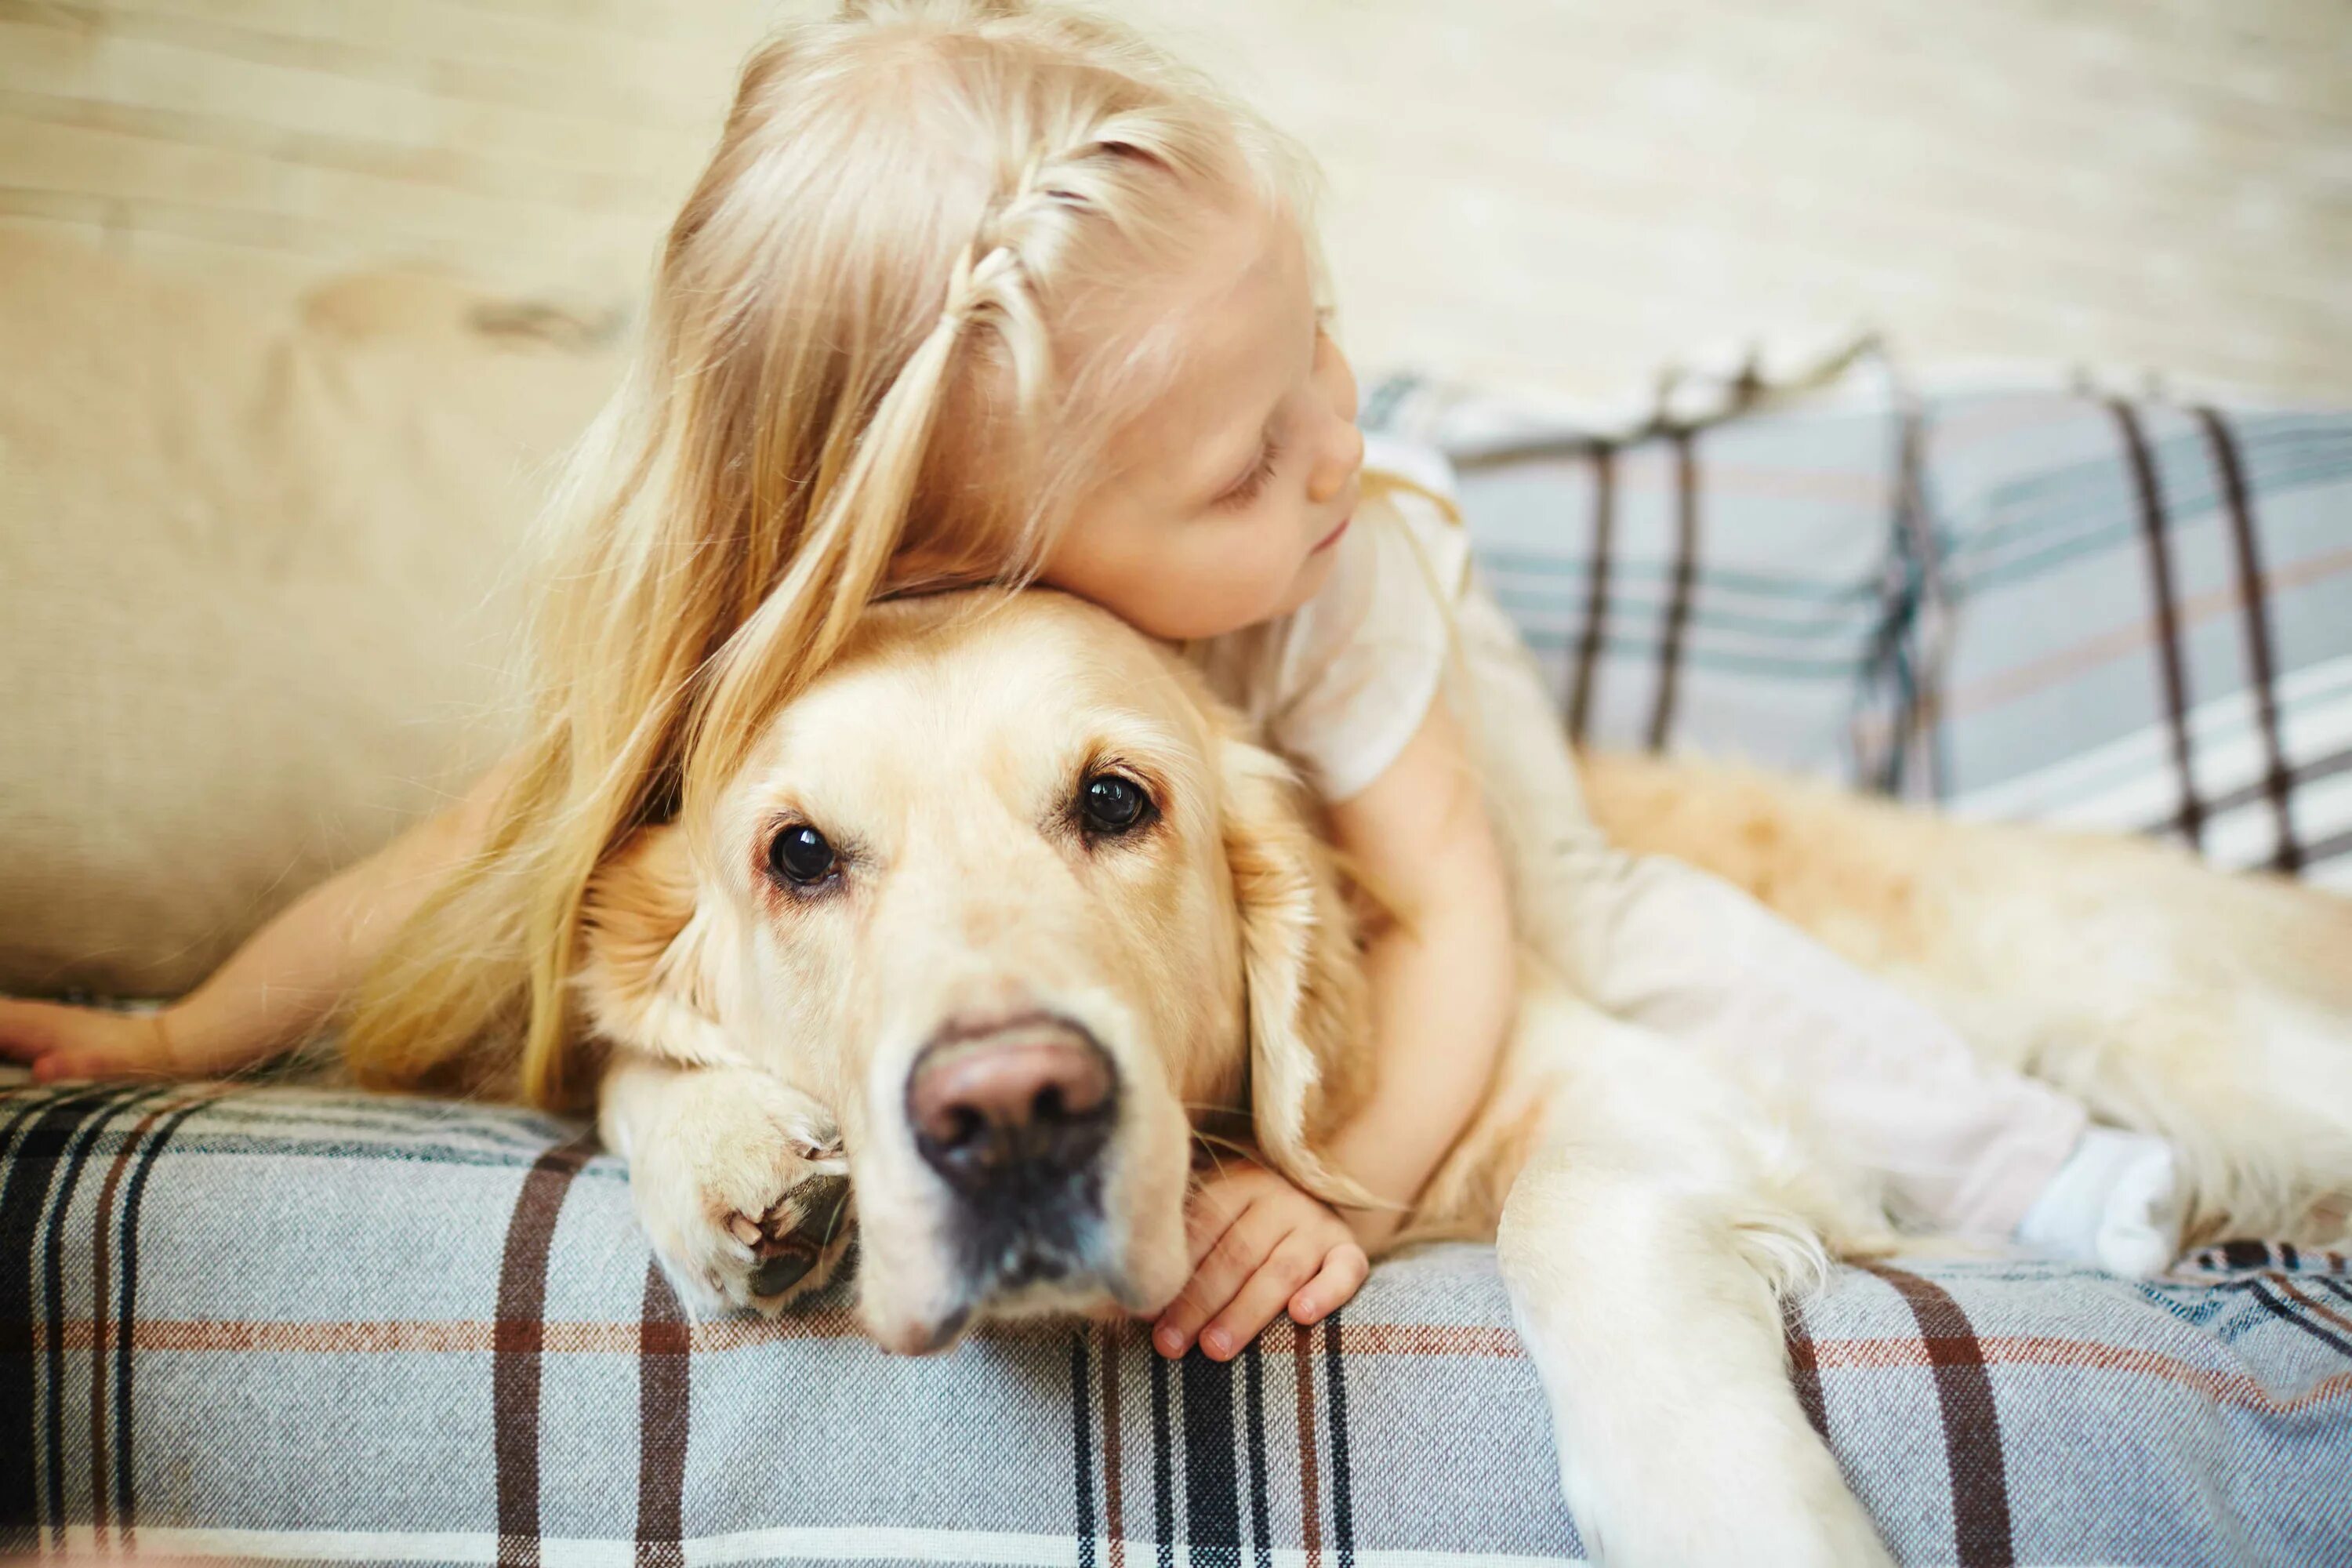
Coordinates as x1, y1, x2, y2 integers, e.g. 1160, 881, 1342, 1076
0, 234, 618, 996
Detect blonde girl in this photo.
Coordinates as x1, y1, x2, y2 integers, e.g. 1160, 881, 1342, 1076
2, 0, 2180, 1357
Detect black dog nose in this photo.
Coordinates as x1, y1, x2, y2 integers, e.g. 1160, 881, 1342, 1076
906, 1019, 1116, 1196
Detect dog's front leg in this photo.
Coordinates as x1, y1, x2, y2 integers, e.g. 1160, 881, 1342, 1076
599, 1047, 855, 1318
1497, 1148, 1891, 1568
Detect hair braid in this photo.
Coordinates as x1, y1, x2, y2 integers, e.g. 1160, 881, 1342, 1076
938, 111, 1170, 413
684, 106, 1188, 818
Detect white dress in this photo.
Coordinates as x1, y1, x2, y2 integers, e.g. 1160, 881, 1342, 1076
1186, 434, 2087, 1240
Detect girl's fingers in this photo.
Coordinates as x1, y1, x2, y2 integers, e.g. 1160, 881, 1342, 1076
31, 1046, 153, 1083
0, 1002, 170, 1080
31, 1051, 107, 1083
1287, 1242, 1370, 1326
1156, 1207, 1283, 1356
0, 998, 70, 1062
1198, 1236, 1324, 1362
1183, 1182, 1255, 1269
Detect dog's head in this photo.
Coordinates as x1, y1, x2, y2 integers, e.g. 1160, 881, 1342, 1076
577, 591, 1367, 1352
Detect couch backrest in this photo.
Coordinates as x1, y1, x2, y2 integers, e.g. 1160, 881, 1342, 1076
8, 252, 2346, 1000
0, 235, 619, 996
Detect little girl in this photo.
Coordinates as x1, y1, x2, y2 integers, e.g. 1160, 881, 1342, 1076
0, 0, 2180, 1358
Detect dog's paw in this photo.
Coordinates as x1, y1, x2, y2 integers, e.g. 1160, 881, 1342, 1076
1573, 1435, 1895, 1568
627, 1071, 855, 1318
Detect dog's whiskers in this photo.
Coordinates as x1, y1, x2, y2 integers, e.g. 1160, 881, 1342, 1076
1184, 1127, 1265, 1191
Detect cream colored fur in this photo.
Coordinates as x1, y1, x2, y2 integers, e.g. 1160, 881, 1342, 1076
583, 589, 2351, 1567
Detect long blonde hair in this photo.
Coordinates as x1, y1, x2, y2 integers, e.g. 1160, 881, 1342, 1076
341, 0, 1311, 1108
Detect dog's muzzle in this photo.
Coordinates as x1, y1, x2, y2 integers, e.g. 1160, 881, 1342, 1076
906, 1014, 1119, 1294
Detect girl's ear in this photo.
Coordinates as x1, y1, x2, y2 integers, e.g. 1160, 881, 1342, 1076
575, 826, 749, 1069
1218, 733, 1377, 1209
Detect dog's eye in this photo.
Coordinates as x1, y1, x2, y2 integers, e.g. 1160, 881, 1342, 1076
1080, 774, 1152, 837
768, 824, 838, 886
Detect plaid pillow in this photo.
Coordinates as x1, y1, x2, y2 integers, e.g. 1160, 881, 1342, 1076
3, 1076, 2347, 1565
1904, 390, 2352, 890
1366, 368, 2352, 889
1366, 362, 1922, 789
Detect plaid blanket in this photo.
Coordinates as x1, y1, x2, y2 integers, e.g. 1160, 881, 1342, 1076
4, 1074, 2348, 1566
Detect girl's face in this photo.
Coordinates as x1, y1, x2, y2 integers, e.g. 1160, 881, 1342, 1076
1040, 202, 1365, 644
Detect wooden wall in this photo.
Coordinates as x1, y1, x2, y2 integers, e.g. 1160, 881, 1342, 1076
3, 0, 2345, 397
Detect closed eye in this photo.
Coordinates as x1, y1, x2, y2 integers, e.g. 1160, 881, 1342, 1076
1214, 434, 1283, 509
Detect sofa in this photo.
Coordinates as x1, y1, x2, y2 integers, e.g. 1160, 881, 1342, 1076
3, 234, 2348, 1566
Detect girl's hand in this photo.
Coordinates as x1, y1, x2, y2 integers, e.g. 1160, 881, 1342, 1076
0, 997, 181, 1082
1150, 1160, 1370, 1362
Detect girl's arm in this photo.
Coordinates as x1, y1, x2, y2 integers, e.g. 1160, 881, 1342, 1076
0, 758, 516, 1082
1149, 698, 1516, 1357
1317, 696, 1518, 1247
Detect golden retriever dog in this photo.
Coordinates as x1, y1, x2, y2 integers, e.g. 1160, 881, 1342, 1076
582, 588, 2352, 1568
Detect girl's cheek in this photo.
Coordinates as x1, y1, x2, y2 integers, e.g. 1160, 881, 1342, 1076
1184, 529, 1275, 626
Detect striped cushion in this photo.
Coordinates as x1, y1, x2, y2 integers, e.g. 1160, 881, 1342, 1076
1911, 393, 2350, 889
3, 1077, 2347, 1566
1365, 371, 2352, 888
1370, 369, 1913, 786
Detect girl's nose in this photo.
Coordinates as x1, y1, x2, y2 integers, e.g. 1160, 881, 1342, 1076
1307, 417, 1364, 504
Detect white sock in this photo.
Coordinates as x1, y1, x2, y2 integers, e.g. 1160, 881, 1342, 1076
2016, 1127, 2185, 1278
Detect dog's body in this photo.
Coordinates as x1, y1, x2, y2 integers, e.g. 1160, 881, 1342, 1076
586, 590, 2352, 1567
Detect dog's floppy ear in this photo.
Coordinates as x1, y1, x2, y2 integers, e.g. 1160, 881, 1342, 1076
575, 825, 750, 1069
1219, 733, 1378, 1209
